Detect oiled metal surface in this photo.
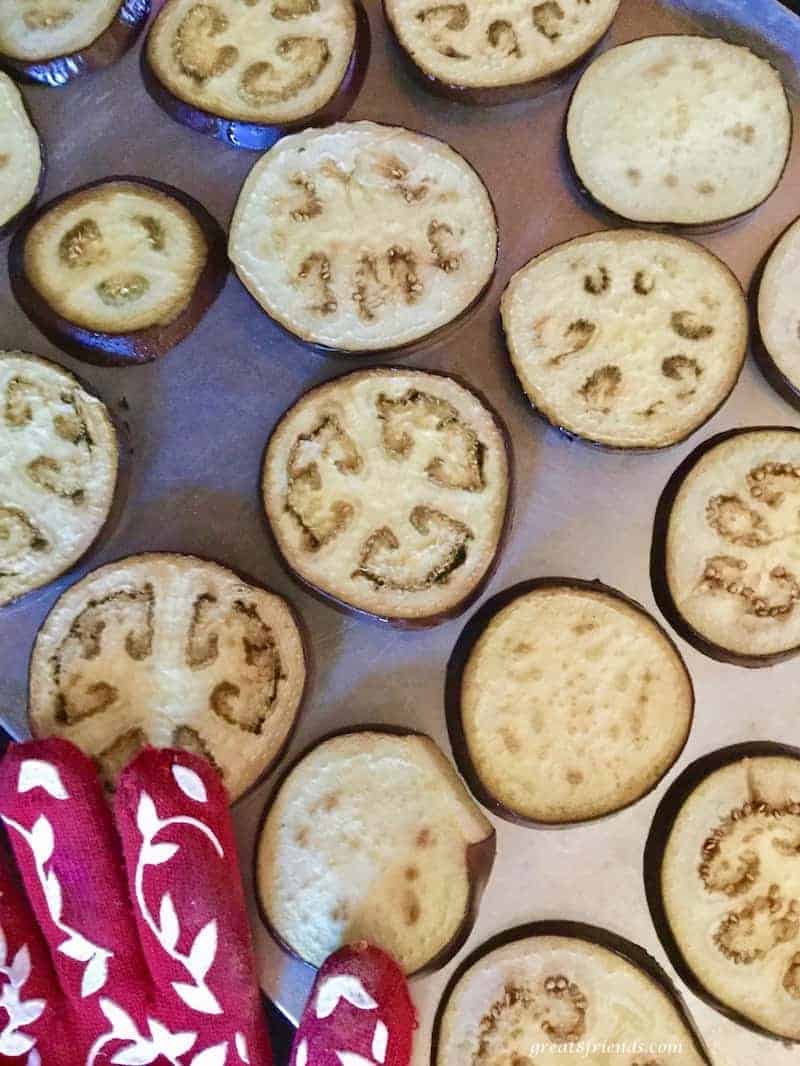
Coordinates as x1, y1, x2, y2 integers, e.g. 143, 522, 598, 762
1, 2, 800, 1064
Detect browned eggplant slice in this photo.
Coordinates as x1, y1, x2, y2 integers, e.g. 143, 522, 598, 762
652, 427, 800, 667
566, 36, 792, 229
0, 351, 118, 607
384, 0, 620, 105
261, 367, 512, 626
229, 121, 498, 354
255, 727, 495, 975
0, 74, 43, 237
646, 742, 800, 1042
143, 0, 369, 150
9, 177, 227, 367
433, 921, 711, 1064
0, 0, 149, 86
501, 229, 748, 449
754, 214, 800, 411
27, 552, 310, 801
446, 578, 694, 826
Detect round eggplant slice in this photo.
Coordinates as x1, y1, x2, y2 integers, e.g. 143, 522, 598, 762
0, 351, 118, 608
755, 215, 800, 411
255, 728, 495, 975
566, 36, 792, 228
501, 229, 747, 449
653, 427, 800, 666
0, 0, 149, 86
447, 579, 693, 826
0, 74, 42, 237
144, 0, 368, 150
229, 121, 498, 354
433, 922, 710, 1065
261, 367, 511, 625
648, 744, 800, 1042
28, 552, 309, 800
10, 177, 227, 366
384, 0, 620, 105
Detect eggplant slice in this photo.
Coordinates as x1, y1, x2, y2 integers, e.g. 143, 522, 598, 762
255, 728, 495, 975
10, 177, 227, 366
0, 0, 149, 85
653, 427, 800, 666
28, 552, 309, 800
447, 579, 693, 825
755, 215, 800, 410
144, 0, 368, 149
0, 351, 118, 607
384, 0, 620, 103
649, 744, 800, 1042
262, 367, 511, 625
501, 229, 747, 449
566, 36, 792, 228
433, 922, 710, 1065
0, 74, 42, 236
229, 121, 498, 353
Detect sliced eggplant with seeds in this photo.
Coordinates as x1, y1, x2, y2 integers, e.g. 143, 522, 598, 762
229, 121, 498, 354
143, 0, 368, 150
261, 367, 511, 626
0, 351, 118, 607
255, 728, 495, 974
647, 743, 800, 1041
652, 427, 800, 666
501, 229, 747, 449
433, 923, 710, 1065
755, 214, 800, 411
0, 0, 149, 85
0, 74, 42, 237
10, 177, 227, 366
446, 579, 693, 826
566, 36, 792, 228
28, 552, 309, 800
384, 0, 620, 105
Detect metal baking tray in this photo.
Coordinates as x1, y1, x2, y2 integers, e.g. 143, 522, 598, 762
1, 1, 799, 1063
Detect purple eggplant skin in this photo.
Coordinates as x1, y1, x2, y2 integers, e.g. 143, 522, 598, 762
383, 0, 613, 108
650, 425, 800, 668
564, 34, 794, 236
750, 216, 800, 413
140, 0, 370, 151
644, 740, 800, 1044
253, 724, 497, 978
0, 0, 150, 87
26, 549, 313, 807
431, 920, 713, 1065
445, 576, 694, 828
259, 365, 514, 630
9, 175, 228, 368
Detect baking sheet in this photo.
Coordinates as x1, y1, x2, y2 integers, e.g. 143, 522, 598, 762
1, 1, 800, 1063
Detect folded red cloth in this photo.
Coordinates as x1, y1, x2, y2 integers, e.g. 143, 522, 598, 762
0, 739, 415, 1066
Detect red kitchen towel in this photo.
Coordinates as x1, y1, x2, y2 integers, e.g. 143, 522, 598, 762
0, 738, 271, 1065
0, 738, 416, 1066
